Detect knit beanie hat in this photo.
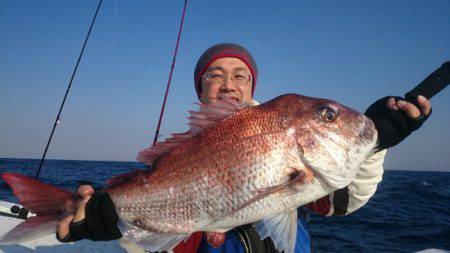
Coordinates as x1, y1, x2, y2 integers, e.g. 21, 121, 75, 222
194, 43, 258, 99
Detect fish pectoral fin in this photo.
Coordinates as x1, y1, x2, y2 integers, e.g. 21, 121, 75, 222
254, 210, 298, 253
256, 168, 308, 195
230, 169, 306, 216
118, 219, 189, 252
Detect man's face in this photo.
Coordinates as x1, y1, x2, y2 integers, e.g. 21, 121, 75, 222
200, 57, 253, 104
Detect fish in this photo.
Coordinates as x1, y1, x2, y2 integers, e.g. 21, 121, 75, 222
0, 94, 377, 253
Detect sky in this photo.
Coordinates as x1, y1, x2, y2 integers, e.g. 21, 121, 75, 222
0, 0, 449, 171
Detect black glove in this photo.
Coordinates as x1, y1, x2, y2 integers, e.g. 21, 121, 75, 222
57, 191, 122, 242
364, 96, 431, 150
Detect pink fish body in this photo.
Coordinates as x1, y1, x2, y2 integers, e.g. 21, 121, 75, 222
1, 94, 377, 253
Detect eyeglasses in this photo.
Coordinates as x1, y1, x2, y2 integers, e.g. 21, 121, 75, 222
201, 73, 252, 86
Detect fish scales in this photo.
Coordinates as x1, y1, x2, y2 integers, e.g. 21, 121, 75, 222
110, 109, 299, 233
107, 94, 376, 235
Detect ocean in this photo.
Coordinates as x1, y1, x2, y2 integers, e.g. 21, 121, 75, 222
0, 158, 449, 252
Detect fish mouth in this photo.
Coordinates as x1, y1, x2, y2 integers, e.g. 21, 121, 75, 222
359, 115, 377, 145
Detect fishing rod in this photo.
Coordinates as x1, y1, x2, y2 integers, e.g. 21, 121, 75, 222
5, 0, 186, 219
3, 0, 188, 219
405, 61, 450, 105
152, 0, 188, 146
35, 0, 103, 178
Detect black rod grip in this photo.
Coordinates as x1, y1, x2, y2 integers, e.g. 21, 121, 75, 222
405, 61, 450, 103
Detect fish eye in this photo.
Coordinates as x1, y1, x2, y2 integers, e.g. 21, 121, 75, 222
319, 106, 338, 122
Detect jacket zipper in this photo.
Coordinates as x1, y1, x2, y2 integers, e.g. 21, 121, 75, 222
234, 226, 252, 253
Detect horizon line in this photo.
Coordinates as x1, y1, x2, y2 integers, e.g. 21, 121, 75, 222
0, 157, 448, 172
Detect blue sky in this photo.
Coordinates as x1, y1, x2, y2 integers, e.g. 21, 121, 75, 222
0, 0, 449, 171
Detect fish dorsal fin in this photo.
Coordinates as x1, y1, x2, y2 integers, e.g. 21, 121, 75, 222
137, 96, 250, 165
254, 210, 298, 253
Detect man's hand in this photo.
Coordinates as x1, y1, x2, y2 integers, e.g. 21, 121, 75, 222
386, 95, 431, 118
57, 185, 93, 241
56, 185, 122, 242
365, 95, 432, 150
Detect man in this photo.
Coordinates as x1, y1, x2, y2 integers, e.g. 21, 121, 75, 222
57, 43, 431, 252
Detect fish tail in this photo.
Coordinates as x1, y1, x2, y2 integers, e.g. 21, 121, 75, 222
0, 173, 78, 244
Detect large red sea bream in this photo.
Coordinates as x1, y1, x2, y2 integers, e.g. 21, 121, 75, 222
1, 94, 377, 253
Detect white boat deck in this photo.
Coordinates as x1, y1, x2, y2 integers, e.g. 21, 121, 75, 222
0, 200, 127, 253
